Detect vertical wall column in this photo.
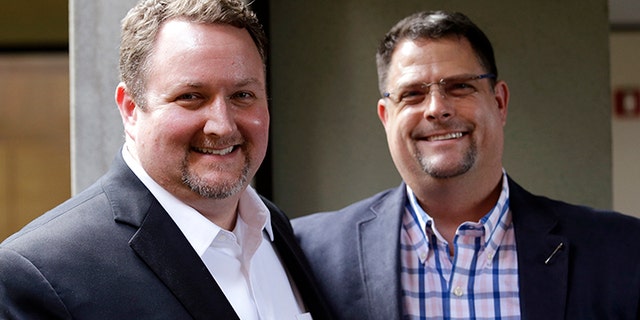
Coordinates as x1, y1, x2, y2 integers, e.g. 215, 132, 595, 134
69, 0, 137, 193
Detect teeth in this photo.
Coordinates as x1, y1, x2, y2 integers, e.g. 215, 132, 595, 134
195, 146, 234, 155
428, 132, 463, 141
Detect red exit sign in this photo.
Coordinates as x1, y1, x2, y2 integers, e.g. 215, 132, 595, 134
614, 88, 640, 118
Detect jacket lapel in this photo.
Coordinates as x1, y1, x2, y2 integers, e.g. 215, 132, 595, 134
128, 201, 240, 320
105, 153, 239, 320
359, 185, 406, 320
509, 178, 568, 320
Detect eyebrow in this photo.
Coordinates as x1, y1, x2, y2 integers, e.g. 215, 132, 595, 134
395, 73, 483, 88
168, 77, 264, 92
234, 77, 263, 88
396, 82, 427, 90
169, 81, 204, 91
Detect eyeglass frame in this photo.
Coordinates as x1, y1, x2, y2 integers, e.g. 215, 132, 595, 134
382, 73, 496, 104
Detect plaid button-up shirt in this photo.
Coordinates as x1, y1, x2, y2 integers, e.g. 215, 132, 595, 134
400, 173, 521, 319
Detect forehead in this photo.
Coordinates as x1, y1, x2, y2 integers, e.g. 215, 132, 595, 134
148, 19, 265, 82
387, 37, 482, 87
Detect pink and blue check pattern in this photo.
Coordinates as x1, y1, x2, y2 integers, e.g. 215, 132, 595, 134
400, 175, 521, 319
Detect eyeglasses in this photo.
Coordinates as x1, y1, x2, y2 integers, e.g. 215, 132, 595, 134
382, 73, 496, 106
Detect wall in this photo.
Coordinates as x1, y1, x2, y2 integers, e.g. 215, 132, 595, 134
0, 55, 70, 239
0, 2, 67, 47
0, 0, 69, 240
0, 0, 630, 240
611, 31, 640, 217
270, 0, 613, 216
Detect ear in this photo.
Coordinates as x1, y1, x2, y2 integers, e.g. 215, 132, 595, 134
115, 82, 138, 141
493, 80, 509, 126
377, 98, 389, 127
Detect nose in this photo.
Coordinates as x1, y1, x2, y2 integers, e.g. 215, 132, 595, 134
203, 97, 236, 136
423, 89, 455, 121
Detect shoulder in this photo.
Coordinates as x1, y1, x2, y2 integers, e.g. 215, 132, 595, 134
508, 177, 640, 241
2, 182, 109, 246
292, 185, 404, 249
0, 166, 143, 266
293, 186, 401, 229
2, 154, 150, 250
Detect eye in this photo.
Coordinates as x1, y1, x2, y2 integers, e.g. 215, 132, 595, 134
230, 91, 255, 99
444, 81, 477, 97
173, 92, 206, 109
176, 92, 202, 101
229, 90, 258, 106
398, 87, 427, 105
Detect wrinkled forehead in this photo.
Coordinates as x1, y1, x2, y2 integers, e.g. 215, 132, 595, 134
386, 37, 482, 88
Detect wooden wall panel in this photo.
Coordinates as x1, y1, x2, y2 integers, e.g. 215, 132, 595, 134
0, 54, 70, 240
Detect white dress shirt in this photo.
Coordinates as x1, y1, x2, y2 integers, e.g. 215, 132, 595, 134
122, 147, 308, 320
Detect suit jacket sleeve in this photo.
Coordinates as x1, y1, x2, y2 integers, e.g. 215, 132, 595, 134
0, 248, 71, 319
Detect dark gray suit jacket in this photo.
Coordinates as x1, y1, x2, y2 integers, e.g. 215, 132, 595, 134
0, 153, 333, 320
293, 178, 640, 320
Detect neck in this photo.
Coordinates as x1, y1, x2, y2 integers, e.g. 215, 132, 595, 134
179, 191, 242, 231
410, 170, 503, 243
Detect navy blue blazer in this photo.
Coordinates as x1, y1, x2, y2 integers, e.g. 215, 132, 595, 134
293, 178, 640, 320
0, 153, 332, 319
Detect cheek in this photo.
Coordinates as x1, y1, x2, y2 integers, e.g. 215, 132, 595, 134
139, 112, 196, 147
242, 109, 270, 148
249, 114, 269, 131
388, 111, 418, 140
385, 114, 416, 158
383, 115, 399, 143
474, 111, 504, 149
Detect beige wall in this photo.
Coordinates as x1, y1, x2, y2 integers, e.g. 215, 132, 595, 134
1, 1, 638, 241
611, 31, 640, 217
0, 55, 71, 240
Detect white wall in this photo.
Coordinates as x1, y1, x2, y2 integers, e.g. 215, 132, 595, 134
611, 31, 640, 217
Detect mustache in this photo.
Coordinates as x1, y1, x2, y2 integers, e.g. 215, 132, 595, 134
195, 135, 245, 148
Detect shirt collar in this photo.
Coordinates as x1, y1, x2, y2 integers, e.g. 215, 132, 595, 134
121, 146, 273, 257
406, 170, 511, 247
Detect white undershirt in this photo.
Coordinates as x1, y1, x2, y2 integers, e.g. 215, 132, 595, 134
122, 147, 308, 320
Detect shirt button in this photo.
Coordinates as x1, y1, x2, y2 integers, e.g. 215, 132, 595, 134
453, 286, 464, 297
487, 252, 494, 261
419, 252, 427, 261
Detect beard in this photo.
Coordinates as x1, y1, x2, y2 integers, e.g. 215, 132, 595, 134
415, 139, 477, 179
180, 151, 251, 199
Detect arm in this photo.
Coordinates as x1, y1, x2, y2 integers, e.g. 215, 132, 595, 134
0, 248, 71, 319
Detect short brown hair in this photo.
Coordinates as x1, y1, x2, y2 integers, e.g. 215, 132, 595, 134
119, 0, 267, 107
376, 11, 497, 95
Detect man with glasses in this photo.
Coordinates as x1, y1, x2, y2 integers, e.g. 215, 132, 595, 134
293, 10, 640, 319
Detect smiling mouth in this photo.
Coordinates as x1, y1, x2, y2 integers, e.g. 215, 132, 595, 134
193, 146, 235, 155
427, 132, 464, 142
